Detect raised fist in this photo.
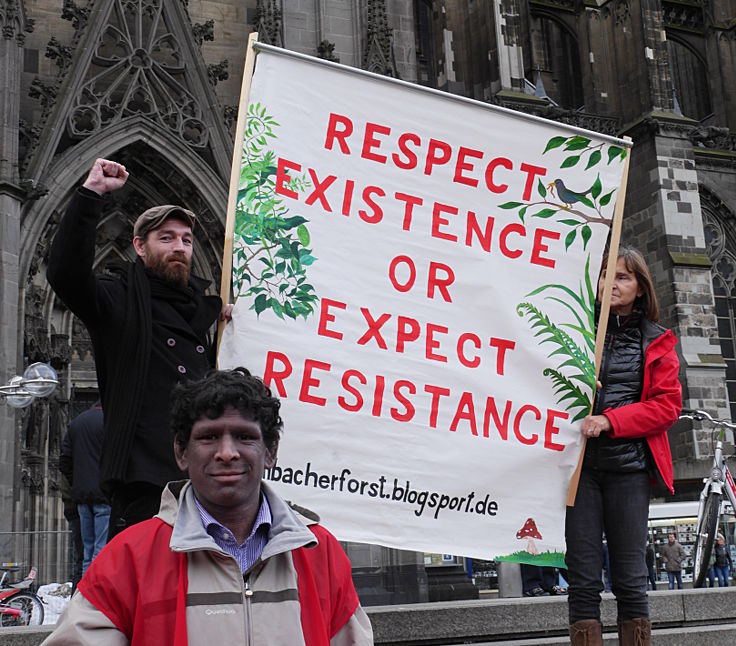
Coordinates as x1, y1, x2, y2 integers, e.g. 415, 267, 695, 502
82, 159, 129, 195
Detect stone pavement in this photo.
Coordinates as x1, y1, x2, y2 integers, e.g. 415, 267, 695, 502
3, 586, 736, 644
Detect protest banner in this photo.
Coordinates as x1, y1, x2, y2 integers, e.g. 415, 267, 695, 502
218, 41, 631, 565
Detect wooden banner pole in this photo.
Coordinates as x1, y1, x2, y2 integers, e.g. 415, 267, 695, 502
566, 135, 633, 507
216, 32, 260, 364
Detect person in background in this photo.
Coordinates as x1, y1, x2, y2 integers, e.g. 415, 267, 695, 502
602, 535, 612, 592
713, 534, 732, 587
660, 533, 686, 590
704, 549, 716, 588
645, 541, 656, 591
565, 246, 682, 646
521, 564, 567, 597
59, 402, 110, 574
60, 474, 83, 591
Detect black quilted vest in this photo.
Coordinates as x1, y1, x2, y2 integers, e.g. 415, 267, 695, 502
583, 309, 651, 473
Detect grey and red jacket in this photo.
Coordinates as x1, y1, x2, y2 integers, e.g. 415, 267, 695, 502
42, 481, 373, 645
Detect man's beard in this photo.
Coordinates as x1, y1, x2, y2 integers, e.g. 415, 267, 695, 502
145, 252, 191, 287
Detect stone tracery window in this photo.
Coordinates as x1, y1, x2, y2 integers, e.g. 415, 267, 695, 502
666, 37, 712, 122
529, 13, 583, 109
703, 201, 736, 420
68, 0, 208, 148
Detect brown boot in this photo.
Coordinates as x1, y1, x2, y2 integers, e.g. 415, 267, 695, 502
569, 619, 603, 646
618, 618, 651, 646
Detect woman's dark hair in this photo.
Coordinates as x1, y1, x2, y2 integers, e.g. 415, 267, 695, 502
170, 367, 282, 451
601, 244, 659, 322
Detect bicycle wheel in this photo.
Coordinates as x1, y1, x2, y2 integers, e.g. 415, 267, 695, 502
692, 491, 721, 588
0, 592, 45, 627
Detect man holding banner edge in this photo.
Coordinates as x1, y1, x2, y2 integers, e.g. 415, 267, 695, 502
47, 158, 233, 540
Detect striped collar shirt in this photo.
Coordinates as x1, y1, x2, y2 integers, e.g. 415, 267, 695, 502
193, 491, 272, 573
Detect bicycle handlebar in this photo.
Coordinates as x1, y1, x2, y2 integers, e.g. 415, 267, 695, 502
680, 408, 736, 430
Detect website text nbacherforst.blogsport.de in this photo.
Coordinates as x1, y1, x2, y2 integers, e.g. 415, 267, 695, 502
264, 461, 499, 520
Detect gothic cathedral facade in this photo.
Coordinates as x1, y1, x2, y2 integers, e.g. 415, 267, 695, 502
0, 0, 735, 596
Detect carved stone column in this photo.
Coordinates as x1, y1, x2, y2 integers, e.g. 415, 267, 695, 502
622, 114, 729, 491
0, 0, 33, 546
492, 0, 526, 93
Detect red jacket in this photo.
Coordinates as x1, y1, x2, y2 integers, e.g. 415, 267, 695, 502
51, 482, 372, 646
604, 328, 681, 493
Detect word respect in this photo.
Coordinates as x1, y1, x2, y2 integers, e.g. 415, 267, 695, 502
324, 112, 547, 199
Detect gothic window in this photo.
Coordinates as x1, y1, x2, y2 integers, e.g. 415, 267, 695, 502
666, 38, 712, 121
703, 202, 736, 420
414, 0, 436, 87
529, 14, 583, 109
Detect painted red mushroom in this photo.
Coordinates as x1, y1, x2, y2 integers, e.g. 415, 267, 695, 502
517, 517, 542, 555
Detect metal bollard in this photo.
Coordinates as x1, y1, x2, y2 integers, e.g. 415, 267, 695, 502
496, 561, 523, 597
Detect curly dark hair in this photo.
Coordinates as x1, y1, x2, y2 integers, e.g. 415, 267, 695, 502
170, 367, 282, 451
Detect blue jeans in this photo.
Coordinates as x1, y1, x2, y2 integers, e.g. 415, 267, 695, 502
647, 565, 657, 590
715, 565, 730, 586
566, 469, 650, 622
667, 570, 682, 590
78, 503, 111, 574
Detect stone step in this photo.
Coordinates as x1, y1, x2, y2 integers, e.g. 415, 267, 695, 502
5, 588, 736, 645
461, 623, 736, 645
367, 587, 736, 644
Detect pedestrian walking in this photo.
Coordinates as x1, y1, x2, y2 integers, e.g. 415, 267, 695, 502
714, 534, 732, 587
660, 533, 686, 590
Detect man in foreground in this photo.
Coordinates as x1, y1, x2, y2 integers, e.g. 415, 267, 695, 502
43, 367, 373, 645
47, 158, 230, 538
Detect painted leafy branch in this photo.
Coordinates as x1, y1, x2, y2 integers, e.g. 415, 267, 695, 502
516, 256, 597, 422
498, 134, 626, 251
233, 103, 319, 320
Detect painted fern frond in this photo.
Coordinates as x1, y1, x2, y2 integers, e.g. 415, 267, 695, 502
542, 368, 591, 422
516, 302, 595, 379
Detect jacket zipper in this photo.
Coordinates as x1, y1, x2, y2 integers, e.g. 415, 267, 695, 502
244, 578, 253, 646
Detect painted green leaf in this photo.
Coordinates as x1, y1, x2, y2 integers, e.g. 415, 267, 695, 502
537, 179, 547, 198
565, 229, 576, 249
599, 189, 615, 207
585, 150, 602, 170
254, 294, 268, 315
581, 224, 592, 250
533, 208, 557, 219
297, 224, 310, 246
499, 201, 523, 209
591, 174, 602, 199
281, 215, 308, 229
283, 301, 297, 320
559, 218, 579, 226
564, 136, 591, 151
607, 146, 624, 164
519, 206, 528, 223
271, 299, 284, 319
543, 136, 568, 153
561, 155, 580, 168
578, 195, 594, 209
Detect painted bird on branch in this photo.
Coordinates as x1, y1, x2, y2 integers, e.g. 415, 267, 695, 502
547, 179, 595, 208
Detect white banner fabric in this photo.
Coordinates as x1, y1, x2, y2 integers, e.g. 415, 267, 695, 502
219, 45, 630, 564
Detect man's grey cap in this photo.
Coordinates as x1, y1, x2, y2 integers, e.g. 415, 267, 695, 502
133, 205, 196, 239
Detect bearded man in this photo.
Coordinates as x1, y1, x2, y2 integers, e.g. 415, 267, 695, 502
48, 158, 232, 539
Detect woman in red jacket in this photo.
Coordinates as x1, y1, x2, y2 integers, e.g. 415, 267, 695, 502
566, 246, 682, 646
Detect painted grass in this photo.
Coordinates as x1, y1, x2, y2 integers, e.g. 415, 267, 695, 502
494, 550, 567, 569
